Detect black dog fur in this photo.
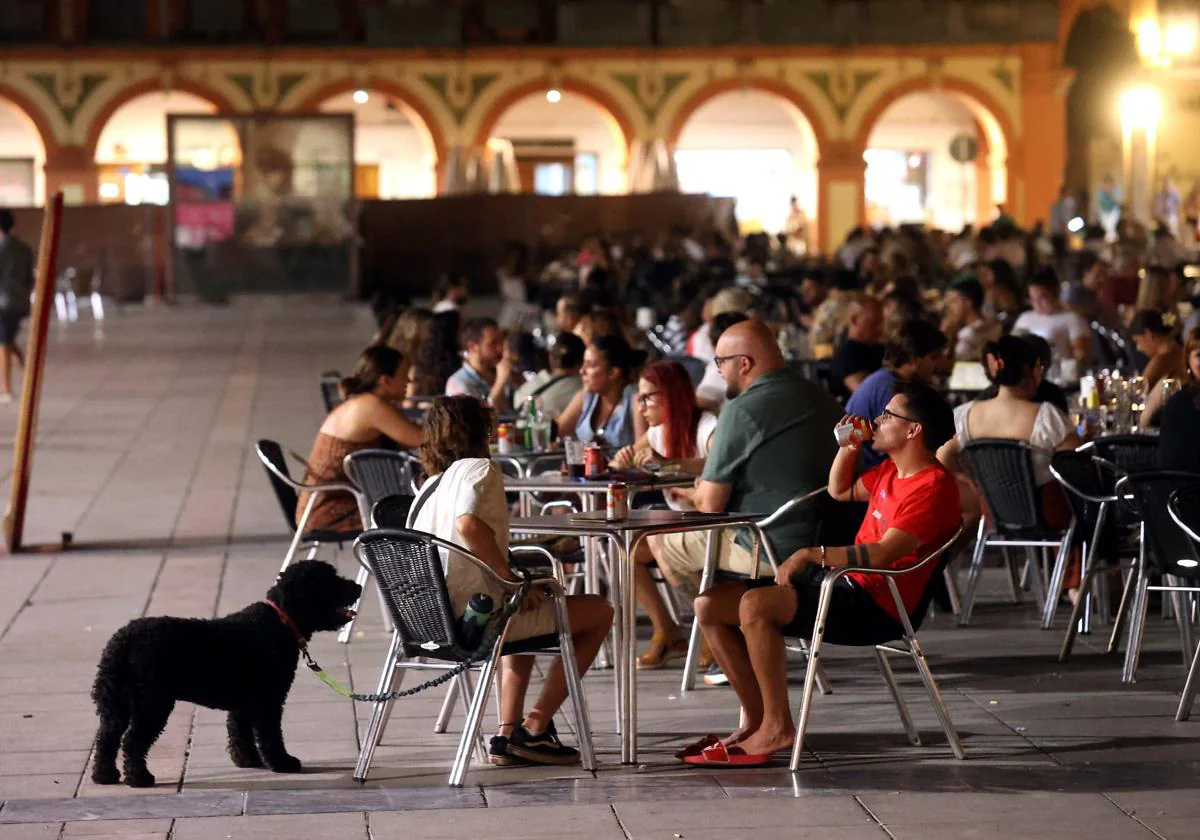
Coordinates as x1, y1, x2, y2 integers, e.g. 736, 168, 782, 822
90, 560, 362, 787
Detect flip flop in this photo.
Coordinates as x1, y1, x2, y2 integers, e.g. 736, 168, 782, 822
674, 734, 721, 759
681, 741, 776, 767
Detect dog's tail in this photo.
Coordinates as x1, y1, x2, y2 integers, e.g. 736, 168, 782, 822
91, 626, 134, 714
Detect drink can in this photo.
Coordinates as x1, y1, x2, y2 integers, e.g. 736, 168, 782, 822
585, 443, 606, 477
834, 416, 872, 447
497, 424, 514, 455
606, 482, 628, 521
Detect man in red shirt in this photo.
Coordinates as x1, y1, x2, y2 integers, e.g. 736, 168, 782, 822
683, 381, 961, 766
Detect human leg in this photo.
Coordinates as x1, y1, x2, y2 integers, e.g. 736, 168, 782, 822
730, 584, 801, 756
634, 538, 684, 667
524, 593, 612, 731
694, 580, 759, 743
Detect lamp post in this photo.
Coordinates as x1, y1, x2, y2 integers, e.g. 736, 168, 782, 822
1119, 86, 1161, 226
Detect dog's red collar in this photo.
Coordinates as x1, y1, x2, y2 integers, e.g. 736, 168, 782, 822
264, 600, 307, 648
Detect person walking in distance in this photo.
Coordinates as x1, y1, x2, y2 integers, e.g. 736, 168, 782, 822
0, 209, 33, 403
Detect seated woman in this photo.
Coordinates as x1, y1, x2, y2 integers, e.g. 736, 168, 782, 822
1157, 327, 1200, 474
297, 346, 422, 533
555, 334, 647, 449
936, 335, 1081, 597
1130, 309, 1186, 391
610, 361, 718, 669
411, 396, 613, 765
409, 310, 462, 402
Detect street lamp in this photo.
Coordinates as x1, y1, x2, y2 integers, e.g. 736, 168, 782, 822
1120, 86, 1162, 130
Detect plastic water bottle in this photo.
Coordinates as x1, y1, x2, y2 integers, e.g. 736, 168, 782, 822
524, 397, 538, 449
458, 593, 494, 651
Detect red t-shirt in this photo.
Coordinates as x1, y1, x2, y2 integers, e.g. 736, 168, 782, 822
847, 460, 962, 621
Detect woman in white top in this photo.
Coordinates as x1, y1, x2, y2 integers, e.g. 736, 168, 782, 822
937, 335, 1082, 599
611, 361, 718, 668
410, 396, 612, 766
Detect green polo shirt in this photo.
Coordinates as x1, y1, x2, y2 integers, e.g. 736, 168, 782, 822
701, 367, 841, 560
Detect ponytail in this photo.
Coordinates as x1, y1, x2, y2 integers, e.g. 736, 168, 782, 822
342, 346, 403, 396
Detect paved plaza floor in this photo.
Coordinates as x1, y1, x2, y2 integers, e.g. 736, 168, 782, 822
0, 298, 1197, 839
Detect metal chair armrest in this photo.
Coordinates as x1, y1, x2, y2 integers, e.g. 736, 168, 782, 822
819, 525, 964, 581
539, 500, 577, 515
1048, 462, 1118, 505
755, 485, 828, 529
260, 451, 364, 498
510, 545, 558, 567
1169, 493, 1200, 544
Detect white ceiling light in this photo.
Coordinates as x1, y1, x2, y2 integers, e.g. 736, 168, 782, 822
546, 88, 562, 104
353, 89, 369, 105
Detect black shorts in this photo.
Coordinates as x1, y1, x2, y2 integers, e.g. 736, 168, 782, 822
0, 312, 23, 345
746, 576, 904, 646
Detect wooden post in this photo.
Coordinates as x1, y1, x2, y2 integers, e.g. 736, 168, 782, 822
4, 193, 64, 553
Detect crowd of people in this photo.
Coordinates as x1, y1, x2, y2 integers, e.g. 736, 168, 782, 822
298, 205, 1200, 768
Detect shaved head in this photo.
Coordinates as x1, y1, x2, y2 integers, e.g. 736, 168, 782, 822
713, 318, 784, 399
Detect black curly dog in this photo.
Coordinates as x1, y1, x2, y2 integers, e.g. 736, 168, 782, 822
90, 560, 362, 787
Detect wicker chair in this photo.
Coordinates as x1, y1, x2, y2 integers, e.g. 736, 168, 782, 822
1168, 485, 1200, 721
958, 440, 1076, 626
351, 528, 595, 787
1114, 471, 1200, 685
790, 526, 967, 770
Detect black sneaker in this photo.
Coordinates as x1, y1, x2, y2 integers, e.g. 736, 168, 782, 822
506, 721, 580, 766
703, 662, 730, 686
488, 734, 529, 766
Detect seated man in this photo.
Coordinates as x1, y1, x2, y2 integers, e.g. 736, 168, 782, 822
684, 381, 961, 766
445, 317, 514, 412
830, 294, 885, 400
632, 320, 841, 670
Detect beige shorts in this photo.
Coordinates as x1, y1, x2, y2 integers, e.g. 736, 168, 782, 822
502, 599, 559, 642
649, 528, 771, 589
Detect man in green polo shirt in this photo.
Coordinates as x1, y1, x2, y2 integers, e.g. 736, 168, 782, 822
632, 318, 841, 672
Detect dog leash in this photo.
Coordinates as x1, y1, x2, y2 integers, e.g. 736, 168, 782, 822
270, 575, 532, 703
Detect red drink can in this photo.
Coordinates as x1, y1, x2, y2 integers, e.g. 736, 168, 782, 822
585, 443, 606, 477
606, 482, 628, 521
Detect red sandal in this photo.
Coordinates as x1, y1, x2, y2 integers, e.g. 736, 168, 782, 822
682, 741, 777, 767
674, 734, 721, 759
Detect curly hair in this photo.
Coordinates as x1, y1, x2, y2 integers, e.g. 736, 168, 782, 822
419, 396, 493, 476
411, 310, 462, 396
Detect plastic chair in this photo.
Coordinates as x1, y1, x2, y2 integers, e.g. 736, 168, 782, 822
319, 371, 344, 414
958, 440, 1076, 626
1168, 485, 1200, 721
1048, 450, 1137, 660
1113, 471, 1200, 685
679, 486, 833, 694
790, 526, 967, 770
351, 528, 595, 787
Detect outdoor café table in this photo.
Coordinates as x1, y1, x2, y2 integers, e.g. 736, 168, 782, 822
491, 448, 567, 479
508, 509, 768, 764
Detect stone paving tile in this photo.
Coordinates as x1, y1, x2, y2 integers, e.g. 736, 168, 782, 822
243, 786, 482, 815
482, 773, 723, 807
857, 790, 1127, 824
172, 813, 367, 840
1136, 816, 1200, 840
0, 792, 244, 824
628, 829, 889, 840
367, 804, 625, 839
614, 797, 876, 832
882, 819, 1160, 840
0, 826, 60, 840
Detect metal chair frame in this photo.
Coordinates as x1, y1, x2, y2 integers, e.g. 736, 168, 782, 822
680, 486, 832, 694
958, 440, 1076, 626
1112, 472, 1200, 686
790, 526, 967, 770
1168, 487, 1200, 721
351, 528, 595, 787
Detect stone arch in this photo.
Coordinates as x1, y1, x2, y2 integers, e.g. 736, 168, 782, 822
665, 77, 829, 159
471, 77, 636, 152
854, 75, 1018, 221
295, 78, 448, 194
83, 78, 237, 163
0, 83, 57, 156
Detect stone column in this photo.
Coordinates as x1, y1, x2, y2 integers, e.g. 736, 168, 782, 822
43, 146, 97, 204
1019, 44, 1070, 225
817, 140, 865, 255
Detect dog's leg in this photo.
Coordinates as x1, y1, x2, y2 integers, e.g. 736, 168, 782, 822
91, 703, 130, 785
226, 711, 264, 768
252, 706, 302, 773
120, 699, 174, 788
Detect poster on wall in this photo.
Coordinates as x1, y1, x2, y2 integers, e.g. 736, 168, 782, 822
0, 159, 36, 206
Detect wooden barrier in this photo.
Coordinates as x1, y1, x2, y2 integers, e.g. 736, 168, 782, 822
4, 194, 64, 553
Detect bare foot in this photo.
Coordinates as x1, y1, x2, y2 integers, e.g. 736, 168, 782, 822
732, 725, 794, 757
722, 723, 760, 747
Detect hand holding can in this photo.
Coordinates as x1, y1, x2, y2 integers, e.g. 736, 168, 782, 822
833, 414, 873, 449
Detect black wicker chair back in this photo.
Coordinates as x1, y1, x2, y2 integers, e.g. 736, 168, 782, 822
962, 439, 1045, 535
320, 370, 344, 414
256, 439, 300, 529
371, 495, 415, 529
1092, 434, 1158, 475
345, 449, 420, 509
356, 529, 470, 658
1117, 471, 1200, 582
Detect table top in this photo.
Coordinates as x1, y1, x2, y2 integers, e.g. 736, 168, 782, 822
510, 509, 764, 535
503, 473, 695, 493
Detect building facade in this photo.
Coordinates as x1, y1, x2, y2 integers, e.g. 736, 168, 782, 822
0, 1, 1088, 251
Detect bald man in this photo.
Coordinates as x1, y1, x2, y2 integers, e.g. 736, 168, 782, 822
631, 319, 842, 671
830, 294, 885, 399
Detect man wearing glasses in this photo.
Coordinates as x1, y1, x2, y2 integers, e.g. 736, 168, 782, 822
635, 320, 841, 676
681, 381, 960, 766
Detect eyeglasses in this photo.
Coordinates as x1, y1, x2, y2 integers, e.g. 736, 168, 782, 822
874, 408, 921, 429
636, 390, 662, 406
713, 353, 754, 370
